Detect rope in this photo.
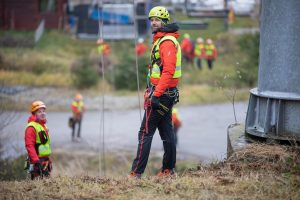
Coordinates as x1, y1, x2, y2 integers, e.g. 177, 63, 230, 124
97, 0, 106, 176
133, 0, 142, 122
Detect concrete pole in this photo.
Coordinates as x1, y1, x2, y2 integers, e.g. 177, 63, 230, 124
245, 0, 300, 140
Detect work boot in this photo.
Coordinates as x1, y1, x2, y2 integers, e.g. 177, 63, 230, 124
129, 171, 141, 179
156, 169, 176, 177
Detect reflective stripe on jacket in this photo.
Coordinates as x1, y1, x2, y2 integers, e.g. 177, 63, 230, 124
194, 44, 206, 58
72, 101, 84, 113
205, 44, 217, 59
27, 121, 52, 157
150, 35, 182, 79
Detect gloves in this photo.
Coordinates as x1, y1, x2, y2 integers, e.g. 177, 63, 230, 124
35, 161, 43, 172
151, 96, 160, 110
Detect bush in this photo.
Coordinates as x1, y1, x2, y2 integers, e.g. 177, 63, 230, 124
113, 55, 148, 91
0, 156, 27, 181
237, 33, 259, 87
71, 57, 99, 89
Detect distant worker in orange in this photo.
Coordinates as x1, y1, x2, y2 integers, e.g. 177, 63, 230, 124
71, 93, 85, 142
172, 108, 182, 146
228, 6, 235, 25
135, 38, 148, 57
180, 33, 194, 64
96, 38, 112, 74
24, 101, 52, 180
205, 38, 217, 70
96, 38, 111, 56
194, 37, 206, 70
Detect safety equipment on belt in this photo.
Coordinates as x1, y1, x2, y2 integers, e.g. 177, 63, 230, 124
31, 101, 46, 113
27, 122, 52, 157
150, 36, 182, 79
148, 6, 170, 22
24, 156, 52, 179
151, 96, 160, 110
68, 117, 75, 128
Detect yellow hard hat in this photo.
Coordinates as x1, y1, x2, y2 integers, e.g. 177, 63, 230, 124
75, 93, 83, 100
148, 6, 170, 22
31, 100, 46, 113
183, 33, 190, 39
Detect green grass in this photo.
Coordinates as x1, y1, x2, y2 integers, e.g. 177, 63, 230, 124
0, 15, 258, 96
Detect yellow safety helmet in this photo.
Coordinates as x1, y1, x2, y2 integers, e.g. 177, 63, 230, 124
75, 93, 83, 100
31, 100, 46, 113
183, 33, 190, 39
148, 6, 170, 22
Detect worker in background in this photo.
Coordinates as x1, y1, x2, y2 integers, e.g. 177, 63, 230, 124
24, 101, 52, 180
130, 6, 181, 178
194, 37, 206, 70
135, 38, 148, 57
172, 108, 182, 147
71, 93, 85, 142
180, 33, 194, 64
96, 38, 111, 56
96, 38, 112, 74
205, 38, 217, 70
228, 6, 235, 25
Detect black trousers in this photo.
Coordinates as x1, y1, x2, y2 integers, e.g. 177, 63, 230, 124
207, 59, 214, 70
173, 127, 179, 146
196, 58, 202, 69
131, 93, 176, 174
72, 119, 82, 138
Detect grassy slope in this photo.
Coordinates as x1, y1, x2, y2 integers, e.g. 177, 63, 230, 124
0, 31, 95, 87
0, 15, 258, 109
1, 144, 299, 199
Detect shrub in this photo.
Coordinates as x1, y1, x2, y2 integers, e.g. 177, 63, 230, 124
71, 57, 99, 89
113, 55, 148, 91
237, 33, 259, 87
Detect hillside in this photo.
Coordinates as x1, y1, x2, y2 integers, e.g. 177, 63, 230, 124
0, 16, 259, 111
1, 144, 299, 199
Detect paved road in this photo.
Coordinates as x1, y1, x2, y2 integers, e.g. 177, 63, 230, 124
3, 102, 248, 162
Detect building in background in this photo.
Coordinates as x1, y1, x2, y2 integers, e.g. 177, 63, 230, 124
0, 0, 67, 30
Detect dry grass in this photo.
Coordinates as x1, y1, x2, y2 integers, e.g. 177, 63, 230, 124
1, 144, 300, 199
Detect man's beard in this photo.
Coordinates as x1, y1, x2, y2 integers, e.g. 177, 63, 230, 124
151, 26, 161, 33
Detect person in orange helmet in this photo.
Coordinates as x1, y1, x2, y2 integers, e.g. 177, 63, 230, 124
70, 93, 85, 142
135, 38, 148, 57
24, 100, 52, 180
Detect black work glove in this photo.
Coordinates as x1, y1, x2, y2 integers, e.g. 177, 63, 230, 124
35, 161, 43, 173
151, 96, 160, 110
